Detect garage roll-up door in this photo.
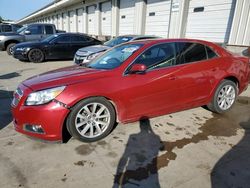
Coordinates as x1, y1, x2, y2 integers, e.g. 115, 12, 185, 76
69, 10, 77, 32
185, 0, 235, 43
119, 0, 135, 35
87, 5, 96, 35
77, 8, 84, 33
101, 1, 112, 36
145, 0, 171, 37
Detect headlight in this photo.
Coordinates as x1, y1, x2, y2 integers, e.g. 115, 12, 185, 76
0, 36, 4, 40
25, 86, 66, 106
87, 52, 102, 60
16, 47, 30, 51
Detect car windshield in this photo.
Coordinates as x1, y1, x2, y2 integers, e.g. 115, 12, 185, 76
17, 26, 27, 33
86, 43, 143, 70
42, 34, 58, 42
104, 36, 134, 47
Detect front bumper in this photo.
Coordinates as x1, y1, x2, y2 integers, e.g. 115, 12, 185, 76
13, 51, 29, 61
11, 84, 70, 141
74, 54, 90, 65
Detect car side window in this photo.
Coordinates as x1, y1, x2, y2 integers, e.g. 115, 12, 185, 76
133, 43, 176, 70
2, 25, 12, 32
206, 46, 218, 59
27, 25, 43, 34
54, 35, 71, 43
71, 35, 87, 43
176, 42, 207, 64
45, 26, 54, 34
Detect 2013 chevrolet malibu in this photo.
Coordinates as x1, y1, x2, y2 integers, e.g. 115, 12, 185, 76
11, 39, 250, 142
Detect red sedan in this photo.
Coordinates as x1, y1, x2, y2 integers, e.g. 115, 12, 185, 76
11, 39, 250, 142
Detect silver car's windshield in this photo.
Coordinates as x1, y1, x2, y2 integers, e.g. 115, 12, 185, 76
104, 36, 133, 47
86, 43, 143, 70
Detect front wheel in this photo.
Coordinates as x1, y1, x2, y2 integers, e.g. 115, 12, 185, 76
28, 49, 44, 63
207, 80, 237, 113
66, 97, 116, 142
6, 43, 16, 55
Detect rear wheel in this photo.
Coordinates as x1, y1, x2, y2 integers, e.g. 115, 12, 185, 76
28, 49, 44, 63
6, 43, 16, 55
66, 97, 116, 142
207, 80, 237, 113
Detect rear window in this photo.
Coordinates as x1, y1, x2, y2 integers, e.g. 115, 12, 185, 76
176, 42, 207, 64
45, 25, 54, 34
206, 46, 218, 59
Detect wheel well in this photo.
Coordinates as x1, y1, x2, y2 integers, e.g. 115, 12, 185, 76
4, 40, 19, 49
224, 76, 239, 89
61, 96, 119, 143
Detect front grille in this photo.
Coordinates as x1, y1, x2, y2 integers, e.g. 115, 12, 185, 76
74, 55, 87, 64
11, 87, 23, 107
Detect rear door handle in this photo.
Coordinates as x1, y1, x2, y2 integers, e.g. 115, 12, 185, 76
211, 67, 218, 72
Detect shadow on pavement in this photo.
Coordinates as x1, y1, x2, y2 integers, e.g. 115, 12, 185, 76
113, 119, 163, 188
0, 72, 21, 79
211, 117, 250, 187
211, 97, 250, 187
0, 90, 13, 130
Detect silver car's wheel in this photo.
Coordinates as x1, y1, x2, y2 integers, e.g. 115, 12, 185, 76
66, 97, 116, 142
217, 85, 236, 110
75, 102, 111, 138
207, 80, 237, 114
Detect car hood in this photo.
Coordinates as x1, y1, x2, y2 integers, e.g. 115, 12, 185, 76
22, 65, 107, 91
76, 45, 110, 56
0, 32, 20, 36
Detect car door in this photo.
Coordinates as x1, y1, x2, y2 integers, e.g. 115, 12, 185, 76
174, 42, 214, 105
47, 35, 71, 59
24, 25, 43, 41
121, 42, 185, 119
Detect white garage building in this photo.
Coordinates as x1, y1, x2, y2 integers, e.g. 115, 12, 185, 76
17, 0, 250, 46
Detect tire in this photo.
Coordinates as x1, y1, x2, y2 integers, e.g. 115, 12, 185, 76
28, 49, 44, 63
6, 43, 16, 55
66, 97, 116, 142
207, 80, 237, 114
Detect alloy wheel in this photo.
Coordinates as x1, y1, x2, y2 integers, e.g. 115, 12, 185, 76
217, 85, 236, 110
74, 102, 111, 138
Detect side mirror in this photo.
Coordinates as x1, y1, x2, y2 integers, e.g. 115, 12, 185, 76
129, 64, 146, 74
24, 30, 31, 35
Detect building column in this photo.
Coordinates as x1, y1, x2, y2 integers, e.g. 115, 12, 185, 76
95, 3, 101, 36
134, 0, 146, 35
111, 0, 119, 37
176, 0, 190, 38
83, 7, 87, 33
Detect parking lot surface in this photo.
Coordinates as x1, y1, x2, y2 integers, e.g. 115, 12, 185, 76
0, 51, 250, 188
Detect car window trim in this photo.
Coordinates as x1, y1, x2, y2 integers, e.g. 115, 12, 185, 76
123, 41, 221, 76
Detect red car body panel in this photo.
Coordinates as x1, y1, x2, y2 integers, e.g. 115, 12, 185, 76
11, 39, 250, 141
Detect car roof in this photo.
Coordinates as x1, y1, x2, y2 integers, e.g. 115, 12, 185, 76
55, 32, 89, 36
126, 38, 228, 56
